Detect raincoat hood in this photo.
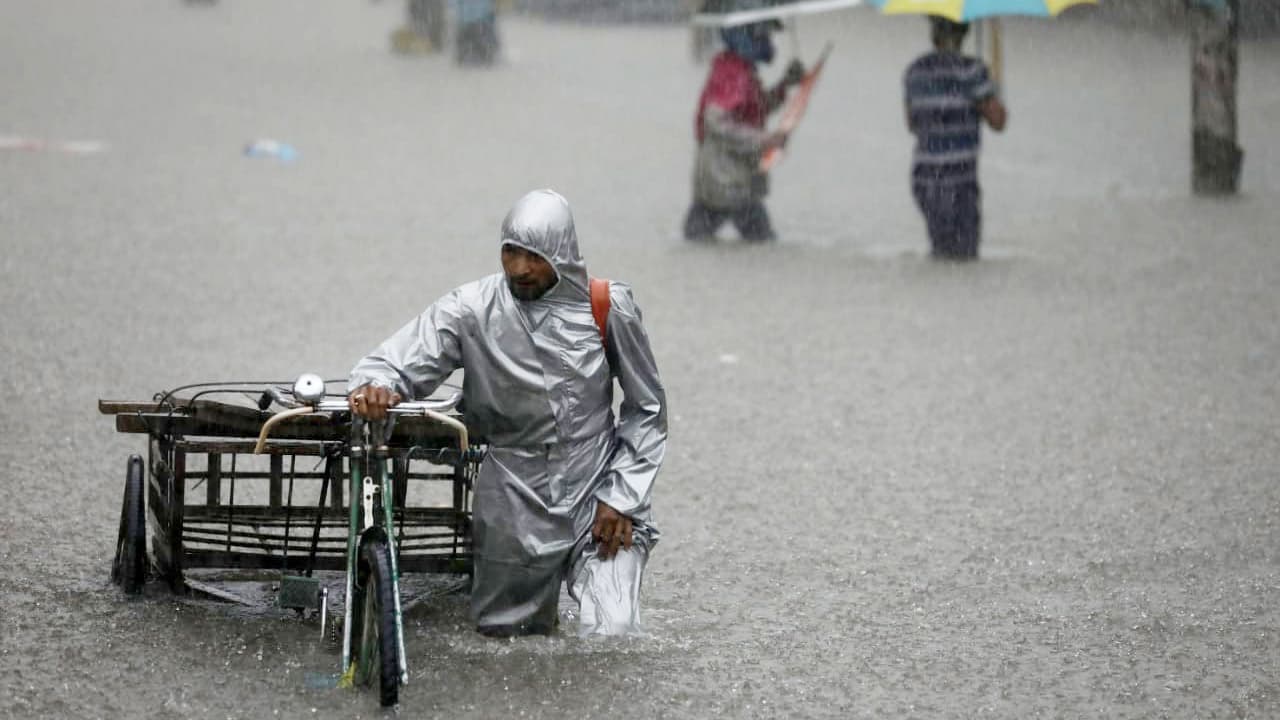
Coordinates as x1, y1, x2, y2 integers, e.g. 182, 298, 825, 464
500, 189, 589, 302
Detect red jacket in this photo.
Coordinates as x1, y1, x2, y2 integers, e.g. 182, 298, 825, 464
695, 51, 769, 143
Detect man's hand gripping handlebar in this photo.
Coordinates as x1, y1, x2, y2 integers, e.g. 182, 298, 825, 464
347, 384, 401, 421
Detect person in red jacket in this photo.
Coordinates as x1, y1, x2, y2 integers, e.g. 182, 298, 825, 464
683, 18, 804, 242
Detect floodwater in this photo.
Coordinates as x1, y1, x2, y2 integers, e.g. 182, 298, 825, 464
2, 1, 1279, 718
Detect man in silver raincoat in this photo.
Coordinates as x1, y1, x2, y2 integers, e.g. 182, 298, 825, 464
347, 189, 667, 637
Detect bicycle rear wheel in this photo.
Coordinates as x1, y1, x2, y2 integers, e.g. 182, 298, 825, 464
111, 455, 146, 595
350, 536, 399, 707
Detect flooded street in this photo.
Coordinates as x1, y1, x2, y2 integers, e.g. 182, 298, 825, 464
2, 1, 1279, 717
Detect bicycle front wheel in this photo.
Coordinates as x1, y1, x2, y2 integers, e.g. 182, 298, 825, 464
350, 536, 399, 707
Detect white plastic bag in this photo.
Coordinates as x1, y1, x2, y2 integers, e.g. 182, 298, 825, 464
573, 546, 648, 637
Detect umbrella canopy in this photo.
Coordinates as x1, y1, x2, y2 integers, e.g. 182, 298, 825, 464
691, 0, 865, 27
868, 0, 1094, 22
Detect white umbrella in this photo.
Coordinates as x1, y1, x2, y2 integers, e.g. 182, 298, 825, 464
690, 0, 864, 27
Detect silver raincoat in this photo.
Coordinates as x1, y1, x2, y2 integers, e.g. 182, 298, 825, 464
349, 190, 667, 636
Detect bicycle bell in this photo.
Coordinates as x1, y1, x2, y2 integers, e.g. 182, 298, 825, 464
292, 373, 326, 405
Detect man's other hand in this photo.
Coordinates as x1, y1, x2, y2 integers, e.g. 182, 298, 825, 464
764, 131, 789, 151
592, 501, 633, 560
783, 59, 806, 86
978, 96, 1008, 132
348, 384, 402, 420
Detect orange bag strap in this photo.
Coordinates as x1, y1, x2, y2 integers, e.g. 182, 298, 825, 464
589, 277, 610, 345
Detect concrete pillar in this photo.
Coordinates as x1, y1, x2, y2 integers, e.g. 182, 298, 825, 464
1190, 0, 1244, 195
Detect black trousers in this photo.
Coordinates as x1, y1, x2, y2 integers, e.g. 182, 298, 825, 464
682, 200, 776, 242
456, 16, 499, 66
407, 0, 446, 47
912, 180, 981, 260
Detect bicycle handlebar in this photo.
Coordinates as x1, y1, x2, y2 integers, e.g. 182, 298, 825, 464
311, 396, 459, 414
253, 386, 468, 455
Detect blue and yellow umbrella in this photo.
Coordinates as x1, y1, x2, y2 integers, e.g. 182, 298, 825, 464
869, 0, 1096, 22
870, 0, 1097, 89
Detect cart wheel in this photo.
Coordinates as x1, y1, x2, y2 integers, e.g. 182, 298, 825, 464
111, 455, 147, 595
350, 536, 399, 707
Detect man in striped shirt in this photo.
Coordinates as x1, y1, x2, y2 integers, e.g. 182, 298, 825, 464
904, 17, 1008, 260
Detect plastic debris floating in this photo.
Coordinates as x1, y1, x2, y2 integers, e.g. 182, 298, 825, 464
0, 136, 109, 154
243, 139, 299, 162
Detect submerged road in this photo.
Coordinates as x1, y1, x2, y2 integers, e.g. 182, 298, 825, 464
2, 1, 1279, 717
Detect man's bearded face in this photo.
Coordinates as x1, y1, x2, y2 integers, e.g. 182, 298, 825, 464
501, 244, 558, 301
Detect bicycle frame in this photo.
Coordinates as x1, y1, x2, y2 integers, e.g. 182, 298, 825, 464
341, 416, 411, 685
254, 389, 469, 692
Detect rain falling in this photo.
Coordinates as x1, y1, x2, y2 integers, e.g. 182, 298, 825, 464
2, 0, 1278, 717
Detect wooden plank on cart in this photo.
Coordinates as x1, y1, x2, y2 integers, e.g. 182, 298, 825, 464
99, 400, 172, 415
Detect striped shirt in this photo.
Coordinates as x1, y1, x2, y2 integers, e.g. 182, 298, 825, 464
904, 51, 996, 184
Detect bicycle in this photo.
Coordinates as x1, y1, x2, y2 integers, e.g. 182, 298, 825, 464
101, 372, 480, 707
